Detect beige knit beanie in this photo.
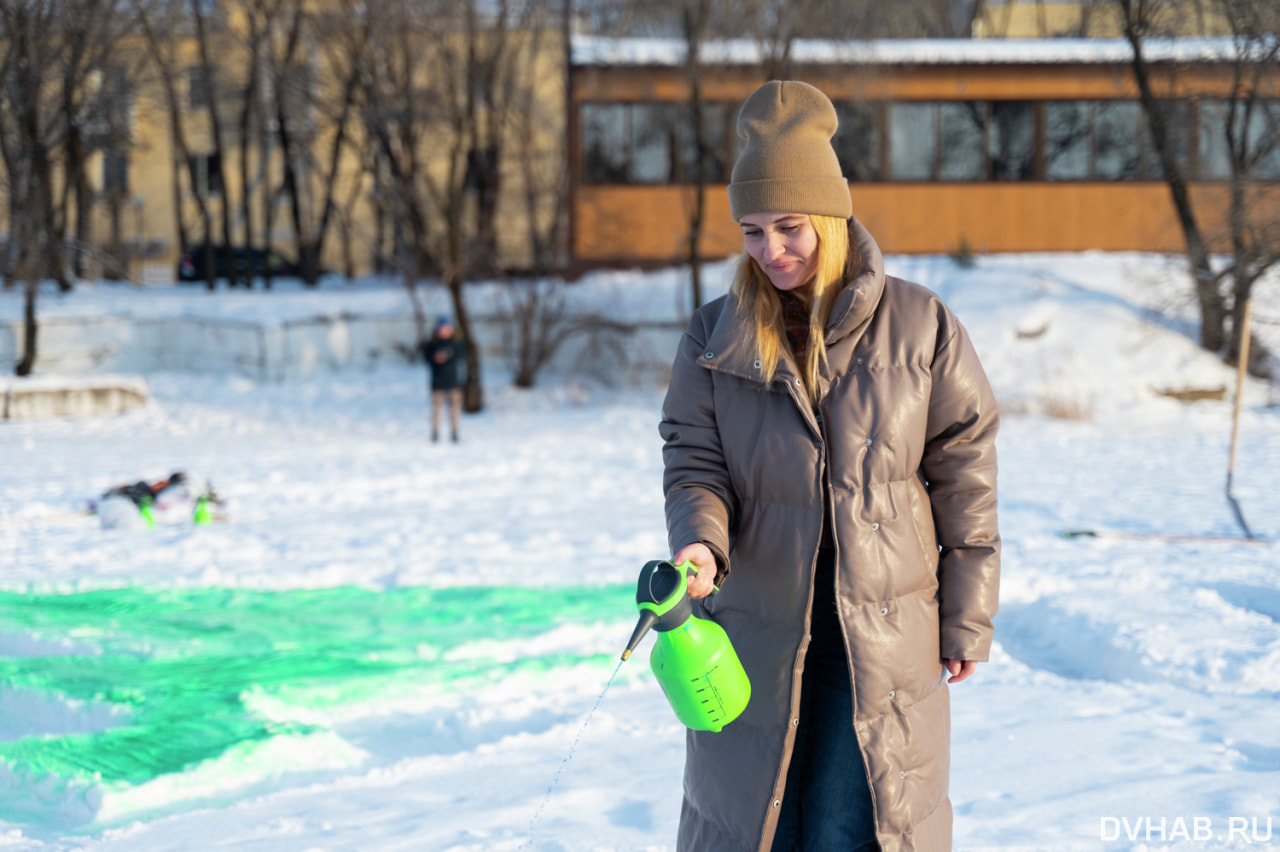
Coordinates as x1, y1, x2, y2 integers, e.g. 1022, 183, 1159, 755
728, 80, 852, 222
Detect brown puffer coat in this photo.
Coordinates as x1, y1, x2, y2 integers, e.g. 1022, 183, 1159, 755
660, 217, 1000, 852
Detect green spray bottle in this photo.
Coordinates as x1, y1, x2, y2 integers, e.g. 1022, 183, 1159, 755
621, 559, 750, 732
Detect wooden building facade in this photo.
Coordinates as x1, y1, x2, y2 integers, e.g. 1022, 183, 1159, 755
569, 37, 1280, 266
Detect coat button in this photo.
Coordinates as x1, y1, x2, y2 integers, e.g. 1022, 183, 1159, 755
881, 606, 889, 615
872, 522, 880, 531
754, 360, 762, 369
864, 438, 873, 446
773, 799, 781, 809
857, 357, 864, 365
900, 771, 906, 778
704, 351, 714, 359
792, 717, 800, 727
795, 377, 802, 386
889, 690, 896, 699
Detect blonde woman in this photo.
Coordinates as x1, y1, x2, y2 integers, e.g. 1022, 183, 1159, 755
660, 80, 1001, 852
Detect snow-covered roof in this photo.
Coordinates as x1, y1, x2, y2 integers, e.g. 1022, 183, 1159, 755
571, 35, 1256, 68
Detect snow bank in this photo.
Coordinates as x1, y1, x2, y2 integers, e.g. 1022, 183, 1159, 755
0, 375, 149, 421
2, 253, 1275, 416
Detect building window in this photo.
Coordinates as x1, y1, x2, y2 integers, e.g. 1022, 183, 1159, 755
102, 149, 129, 195
582, 103, 629, 183
581, 102, 731, 185
188, 66, 215, 111
463, 146, 497, 194
682, 102, 729, 184
938, 103, 987, 181
1249, 101, 1280, 180
1044, 100, 1184, 181
578, 95, 1253, 186
1199, 98, 1280, 181
103, 65, 134, 133
1045, 101, 1092, 180
832, 101, 881, 181
278, 62, 315, 134
1150, 101, 1189, 180
1198, 99, 1233, 180
990, 102, 1035, 181
1095, 101, 1145, 179
889, 102, 989, 181
188, 152, 223, 199
631, 103, 678, 183
889, 103, 936, 180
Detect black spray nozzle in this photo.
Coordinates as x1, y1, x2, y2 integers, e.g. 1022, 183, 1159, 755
621, 560, 695, 661
621, 609, 659, 661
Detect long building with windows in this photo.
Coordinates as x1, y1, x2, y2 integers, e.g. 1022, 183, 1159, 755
569, 36, 1280, 266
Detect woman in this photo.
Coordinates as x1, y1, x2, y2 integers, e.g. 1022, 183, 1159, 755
660, 80, 1000, 852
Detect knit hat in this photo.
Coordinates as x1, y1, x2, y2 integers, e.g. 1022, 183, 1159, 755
728, 81, 852, 222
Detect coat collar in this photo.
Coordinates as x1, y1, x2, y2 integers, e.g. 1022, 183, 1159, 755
700, 216, 887, 385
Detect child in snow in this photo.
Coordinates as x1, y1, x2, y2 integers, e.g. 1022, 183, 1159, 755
421, 317, 466, 443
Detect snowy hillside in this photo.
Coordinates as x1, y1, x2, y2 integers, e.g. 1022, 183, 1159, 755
0, 252, 1277, 851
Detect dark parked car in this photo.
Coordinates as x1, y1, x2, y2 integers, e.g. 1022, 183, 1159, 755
177, 245, 302, 282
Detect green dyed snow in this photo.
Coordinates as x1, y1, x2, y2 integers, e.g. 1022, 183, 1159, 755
0, 584, 631, 790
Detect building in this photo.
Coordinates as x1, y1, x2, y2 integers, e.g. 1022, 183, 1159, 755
569, 35, 1280, 267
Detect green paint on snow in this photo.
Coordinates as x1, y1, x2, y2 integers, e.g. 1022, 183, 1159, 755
0, 583, 631, 825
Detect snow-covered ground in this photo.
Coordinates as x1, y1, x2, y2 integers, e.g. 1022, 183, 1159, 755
1, 252, 1278, 851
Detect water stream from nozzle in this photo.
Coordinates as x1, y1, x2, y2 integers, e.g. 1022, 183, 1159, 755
519, 657, 626, 850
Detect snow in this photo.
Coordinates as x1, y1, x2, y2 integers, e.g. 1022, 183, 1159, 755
570, 35, 1256, 69
0, 251, 1278, 851
0, 375, 148, 395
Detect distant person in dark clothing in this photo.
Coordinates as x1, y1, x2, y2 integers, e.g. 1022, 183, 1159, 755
421, 317, 466, 442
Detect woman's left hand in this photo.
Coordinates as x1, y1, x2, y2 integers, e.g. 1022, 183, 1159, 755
943, 659, 978, 684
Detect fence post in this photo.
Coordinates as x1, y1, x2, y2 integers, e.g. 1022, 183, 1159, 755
1226, 297, 1255, 539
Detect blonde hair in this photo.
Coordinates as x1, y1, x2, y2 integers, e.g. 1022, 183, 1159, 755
731, 215, 851, 405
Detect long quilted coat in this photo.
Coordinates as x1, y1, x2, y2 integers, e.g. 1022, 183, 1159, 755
659, 217, 1000, 852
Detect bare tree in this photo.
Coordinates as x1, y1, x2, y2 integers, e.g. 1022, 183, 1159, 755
511, 8, 568, 275
1, 0, 70, 301
131, 0, 200, 280
589, 0, 725, 312
1117, 0, 1225, 352
1, 0, 130, 374
229, 0, 274, 287
496, 279, 572, 387
1117, 0, 1278, 375
190, 0, 237, 289
133, 0, 237, 290
362, 0, 559, 412
92, 54, 149, 279
360, 0, 445, 341
493, 0, 591, 388
681, 0, 710, 312
271, 0, 369, 285
1208, 0, 1280, 375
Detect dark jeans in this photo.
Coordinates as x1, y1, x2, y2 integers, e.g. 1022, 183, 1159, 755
771, 551, 880, 852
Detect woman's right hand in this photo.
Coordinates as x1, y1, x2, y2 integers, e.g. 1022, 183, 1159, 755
674, 542, 718, 599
